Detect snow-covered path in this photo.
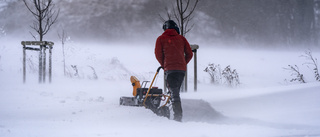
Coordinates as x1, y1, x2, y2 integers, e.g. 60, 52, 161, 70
1, 41, 320, 137
1, 78, 319, 137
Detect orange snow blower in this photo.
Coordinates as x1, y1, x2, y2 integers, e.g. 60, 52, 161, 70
119, 67, 171, 118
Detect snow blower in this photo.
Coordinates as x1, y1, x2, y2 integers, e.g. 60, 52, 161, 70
119, 67, 171, 119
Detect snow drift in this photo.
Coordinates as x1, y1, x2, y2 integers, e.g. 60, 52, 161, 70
0, 39, 320, 137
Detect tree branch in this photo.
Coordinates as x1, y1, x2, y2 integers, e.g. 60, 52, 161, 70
23, 0, 59, 41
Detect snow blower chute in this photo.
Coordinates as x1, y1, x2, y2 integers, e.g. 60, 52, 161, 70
119, 67, 171, 119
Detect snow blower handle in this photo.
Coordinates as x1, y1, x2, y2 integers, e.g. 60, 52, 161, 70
143, 66, 163, 107
157, 66, 163, 73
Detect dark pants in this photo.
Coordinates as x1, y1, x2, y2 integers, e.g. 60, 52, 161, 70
165, 70, 185, 121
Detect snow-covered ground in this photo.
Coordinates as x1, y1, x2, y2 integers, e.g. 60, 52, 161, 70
0, 38, 320, 137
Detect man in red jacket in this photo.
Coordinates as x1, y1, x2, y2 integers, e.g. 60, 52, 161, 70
155, 20, 193, 122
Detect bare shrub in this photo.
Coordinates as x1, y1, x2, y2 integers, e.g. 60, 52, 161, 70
71, 65, 78, 77
204, 63, 222, 84
284, 65, 306, 83
204, 64, 240, 87
222, 65, 240, 87
88, 65, 98, 80
301, 50, 319, 82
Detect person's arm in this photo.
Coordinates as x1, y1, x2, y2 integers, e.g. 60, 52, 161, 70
155, 37, 164, 67
183, 38, 193, 64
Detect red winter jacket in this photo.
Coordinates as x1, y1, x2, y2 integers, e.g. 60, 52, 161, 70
155, 29, 193, 71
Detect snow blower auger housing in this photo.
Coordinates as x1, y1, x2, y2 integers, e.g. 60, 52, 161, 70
119, 67, 171, 119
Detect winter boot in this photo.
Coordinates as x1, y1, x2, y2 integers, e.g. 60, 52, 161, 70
172, 101, 183, 122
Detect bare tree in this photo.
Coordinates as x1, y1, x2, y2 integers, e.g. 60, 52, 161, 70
23, 0, 59, 41
160, 0, 200, 37
174, 0, 199, 36
58, 30, 67, 76
159, 7, 173, 21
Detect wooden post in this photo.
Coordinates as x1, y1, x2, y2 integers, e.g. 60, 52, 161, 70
185, 67, 188, 92
190, 44, 199, 92
21, 41, 54, 84
49, 45, 52, 83
23, 44, 26, 83
43, 45, 46, 83
193, 49, 198, 91
39, 45, 43, 83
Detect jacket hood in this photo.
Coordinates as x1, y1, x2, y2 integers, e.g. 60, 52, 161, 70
162, 29, 179, 36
